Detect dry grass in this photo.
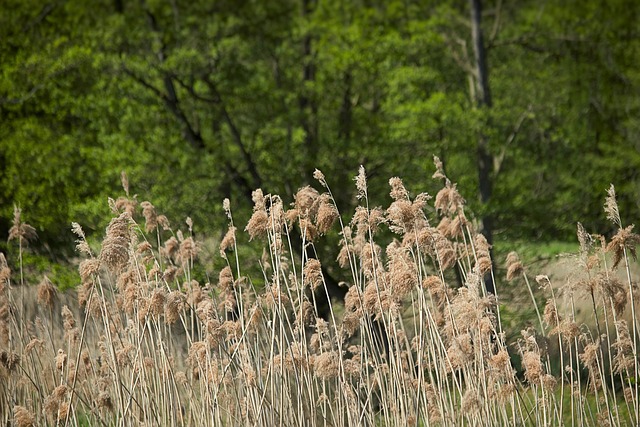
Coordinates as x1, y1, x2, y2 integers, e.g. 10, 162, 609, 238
0, 162, 638, 426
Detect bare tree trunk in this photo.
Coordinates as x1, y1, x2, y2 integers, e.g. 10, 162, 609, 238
300, 0, 318, 178
470, 0, 495, 293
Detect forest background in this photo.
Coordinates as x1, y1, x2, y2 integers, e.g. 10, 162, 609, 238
1, 0, 640, 287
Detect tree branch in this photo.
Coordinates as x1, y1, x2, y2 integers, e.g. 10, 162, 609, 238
203, 77, 263, 189
488, 0, 502, 46
133, 2, 205, 150
122, 65, 205, 150
494, 105, 532, 179
22, 3, 56, 33
442, 33, 477, 77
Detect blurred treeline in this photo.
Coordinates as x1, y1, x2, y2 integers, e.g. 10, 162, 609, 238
1, 0, 640, 255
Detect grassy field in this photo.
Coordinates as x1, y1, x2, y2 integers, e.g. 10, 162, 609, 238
1, 162, 638, 426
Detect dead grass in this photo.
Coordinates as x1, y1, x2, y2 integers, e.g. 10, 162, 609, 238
0, 163, 638, 426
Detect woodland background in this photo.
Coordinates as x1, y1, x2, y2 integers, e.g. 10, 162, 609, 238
1, 0, 640, 281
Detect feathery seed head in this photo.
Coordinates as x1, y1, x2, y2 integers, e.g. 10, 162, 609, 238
97, 392, 113, 411
295, 299, 315, 328
294, 186, 320, 216
505, 252, 523, 281
140, 201, 158, 232
120, 171, 129, 195
136, 241, 152, 254
267, 196, 286, 233
0, 350, 20, 371
387, 199, 420, 234
222, 198, 231, 219
489, 349, 512, 373
434, 184, 464, 216
337, 232, 353, 268
162, 236, 179, 260
13, 406, 35, 427
303, 259, 323, 290
437, 217, 451, 236
576, 222, 593, 260
313, 169, 327, 187
612, 321, 634, 373
461, 388, 481, 414
432, 156, 446, 180
61, 305, 76, 331
157, 214, 171, 230
314, 351, 340, 380
434, 233, 457, 270
558, 320, 581, 340
315, 196, 338, 234
162, 265, 178, 283
246, 210, 269, 240
542, 374, 557, 390
37, 276, 57, 308
164, 291, 185, 324
8, 206, 37, 244
448, 212, 466, 238
522, 351, 543, 384
178, 236, 198, 264
0, 253, 10, 285
55, 349, 67, 371
150, 288, 166, 316
71, 222, 92, 255
24, 338, 44, 355
355, 166, 367, 199
99, 212, 132, 272
604, 184, 621, 227
389, 177, 409, 201
297, 217, 317, 242
422, 275, 445, 294
606, 225, 640, 269
113, 196, 137, 217
220, 226, 236, 259
218, 266, 234, 291
580, 342, 600, 369
251, 188, 266, 211
543, 299, 562, 331
475, 234, 492, 274
596, 273, 628, 315
535, 275, 551, 290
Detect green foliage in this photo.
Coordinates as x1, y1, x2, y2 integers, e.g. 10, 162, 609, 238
2, 240, 80, 290
2, 0, 640, 259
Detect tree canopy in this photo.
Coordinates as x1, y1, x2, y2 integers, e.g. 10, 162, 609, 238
2, 0, 640, 252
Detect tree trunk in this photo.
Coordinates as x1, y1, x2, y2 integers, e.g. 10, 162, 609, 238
300, 0, 318, 178
470, 0, 495, 293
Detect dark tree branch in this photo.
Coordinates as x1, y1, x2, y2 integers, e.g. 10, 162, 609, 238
131, 2, 205, 150
494, 106, 532, 179
488, 0, 502, 45
122, 65, 205, 150
470, 0, 495, 293
0, 84, 45, 105
338, 71, 353, 141
299, 0, 318, 177
471, 0, 492, 108
0, 67, 73, 105
223, 163, 256, 203
22, 3, 56, 33
442, 33, 476, 77
203, 77, 263, 190
174, 76, 219, 104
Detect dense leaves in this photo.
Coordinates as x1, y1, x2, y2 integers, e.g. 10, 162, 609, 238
1, 0, 640, 251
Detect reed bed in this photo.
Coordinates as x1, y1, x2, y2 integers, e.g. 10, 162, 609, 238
0, 160, 638, 426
